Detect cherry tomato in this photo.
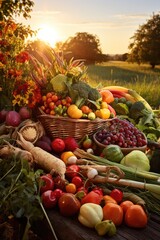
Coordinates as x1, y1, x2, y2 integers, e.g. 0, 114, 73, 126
81, 190, 103, 205
53, 176, 66, 191
52, 189, 64, 200
51, 94, 58, 102
66, 96, 72, 103
65, 183, 77, 194
41, 190, 57, 209
110, 189, 123, 203
65, 164, 80, 179
71, 176, 83, 188
46, 92, 53, 98
40, 174, 54, 193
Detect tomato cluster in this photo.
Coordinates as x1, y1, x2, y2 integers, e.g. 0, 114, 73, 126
40, 166, 148, 230
40, 92, 72, 116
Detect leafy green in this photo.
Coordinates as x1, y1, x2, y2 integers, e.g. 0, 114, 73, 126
0, 155, 44, 239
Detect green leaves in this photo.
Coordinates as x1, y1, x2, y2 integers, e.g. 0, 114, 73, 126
0, 156, 43, 223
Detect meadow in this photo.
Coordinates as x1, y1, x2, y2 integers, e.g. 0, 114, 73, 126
87, 61, 160, 108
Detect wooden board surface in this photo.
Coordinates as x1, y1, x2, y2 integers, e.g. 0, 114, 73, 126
33, 209, 160, 240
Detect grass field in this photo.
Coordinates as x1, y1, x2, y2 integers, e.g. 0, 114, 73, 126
87, 61, 160, 108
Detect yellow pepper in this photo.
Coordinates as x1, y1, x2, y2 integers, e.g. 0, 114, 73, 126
101, 101, 108, 109
78, 203, 103, 228
67, 104, 83, 119
95, 108, 110, 119
95, 220, 117, 237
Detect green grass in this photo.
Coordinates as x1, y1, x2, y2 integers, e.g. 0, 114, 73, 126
87, 61, 160, 108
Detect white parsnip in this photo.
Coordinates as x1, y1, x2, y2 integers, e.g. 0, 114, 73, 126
0, 142, 33, 163
17, 133, 66, 179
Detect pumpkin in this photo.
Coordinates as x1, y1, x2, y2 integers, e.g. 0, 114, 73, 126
67, 104, 83, 119
102, 144, 124, 163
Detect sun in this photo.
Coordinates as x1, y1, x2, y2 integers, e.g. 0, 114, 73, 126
36, 24, 59, 47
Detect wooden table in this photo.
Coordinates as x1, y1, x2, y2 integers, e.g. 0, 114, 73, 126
33, 209, 160, 240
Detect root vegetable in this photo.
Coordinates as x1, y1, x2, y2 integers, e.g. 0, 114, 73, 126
0, 141, 33, 163
17, 133, 66, 179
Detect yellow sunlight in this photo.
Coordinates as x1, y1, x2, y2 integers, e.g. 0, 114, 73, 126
36, 24, 59, 47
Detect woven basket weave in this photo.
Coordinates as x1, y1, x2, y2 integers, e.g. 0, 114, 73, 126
38, 110, 111, 140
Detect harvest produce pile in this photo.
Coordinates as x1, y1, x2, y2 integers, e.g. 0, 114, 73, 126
1, 44, 160, 239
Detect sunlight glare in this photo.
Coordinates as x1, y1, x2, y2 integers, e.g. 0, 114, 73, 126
36, 24, 59, 47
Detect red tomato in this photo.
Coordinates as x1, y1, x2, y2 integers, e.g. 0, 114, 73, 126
41, 190, 57, 209
125, 204, 148, 228
49, 102, 55, 110
51, 138, 65, 153
81, 190, 103, 205
65, 164, 80, 179
66, 96, 72, 103
103, 202, 123, 226
71, 176, 83, 188
110, 189, 123, 203
58, 193, 81, 217
51, 94, 58, 102
52, 189, 64, 200
53, 176, 66, 191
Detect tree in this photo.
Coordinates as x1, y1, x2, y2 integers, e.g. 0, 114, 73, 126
60, 32, 105, 64
128, 13, 160, 68
0, 0, 34, 20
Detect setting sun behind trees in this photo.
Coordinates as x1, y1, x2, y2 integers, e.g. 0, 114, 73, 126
36, 24, 60, 47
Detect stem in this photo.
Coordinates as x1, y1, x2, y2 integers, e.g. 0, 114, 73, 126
22, 217, 31, 240
0, 163, 16, 181
39, 201, 59, 240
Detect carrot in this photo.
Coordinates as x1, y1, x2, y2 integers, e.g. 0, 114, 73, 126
17, 133, 66, 179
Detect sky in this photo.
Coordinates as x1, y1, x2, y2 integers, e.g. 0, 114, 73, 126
17, 0, 160, 54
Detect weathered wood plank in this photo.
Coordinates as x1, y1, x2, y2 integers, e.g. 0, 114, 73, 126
33, 210, 160, 240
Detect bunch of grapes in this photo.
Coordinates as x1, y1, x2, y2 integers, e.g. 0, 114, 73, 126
95, 118, 147, 148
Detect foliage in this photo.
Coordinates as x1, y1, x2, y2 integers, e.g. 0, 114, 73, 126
0, 19, 42, 110
128, 13, 160, 68
0, 0, 34, 20
0, 155, 44, 239
60, 32, 106, 64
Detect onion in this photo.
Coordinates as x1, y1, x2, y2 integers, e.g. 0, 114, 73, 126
87, 168, 98, 179
19, 107, 31, 120
6, 110, 21, 127
0, 109, 8, 123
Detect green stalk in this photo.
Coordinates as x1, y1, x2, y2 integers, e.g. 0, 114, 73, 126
93, 175, 160, 200
39, 201, 59, 240
74, 149, 160, 183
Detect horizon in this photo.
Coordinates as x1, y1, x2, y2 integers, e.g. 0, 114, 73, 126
16, 0, 160, 55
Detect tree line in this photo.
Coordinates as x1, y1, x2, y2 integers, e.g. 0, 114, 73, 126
1, 1, 160, 68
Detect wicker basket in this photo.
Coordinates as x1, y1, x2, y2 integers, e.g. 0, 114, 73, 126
93, 129, 147, 155
38, 110, 112, 140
